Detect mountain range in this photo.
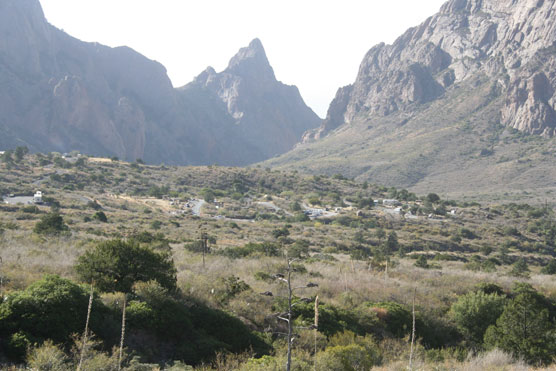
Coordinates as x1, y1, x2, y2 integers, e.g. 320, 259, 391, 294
267, 0, 556, 199
0, 0, 320, 165
1, 0, 555, 198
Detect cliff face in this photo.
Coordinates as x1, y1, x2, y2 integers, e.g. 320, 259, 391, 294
268, 0, 556, 196
185, 39, 321, 163
304, 0, 556, 141
0, 0, 319, 165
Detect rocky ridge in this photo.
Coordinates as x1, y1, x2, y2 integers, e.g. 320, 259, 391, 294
186, 39, 321, 162
304, 0, 556, 142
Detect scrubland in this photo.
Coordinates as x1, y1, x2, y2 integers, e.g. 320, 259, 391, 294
0, 152, 555, 370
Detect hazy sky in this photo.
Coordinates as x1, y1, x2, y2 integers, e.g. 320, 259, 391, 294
39, 0, 447, 117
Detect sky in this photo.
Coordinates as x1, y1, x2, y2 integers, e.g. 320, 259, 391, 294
39, 0, 447, 117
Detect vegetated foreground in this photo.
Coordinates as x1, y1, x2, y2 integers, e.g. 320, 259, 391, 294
0, 151, 555, 370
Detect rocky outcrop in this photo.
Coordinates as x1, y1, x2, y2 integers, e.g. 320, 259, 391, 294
187, 39, 321, 162
305, 0, 556, 141
0, 0, 319, 165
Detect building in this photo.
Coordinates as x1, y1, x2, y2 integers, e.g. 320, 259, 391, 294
34, 191, 43, 204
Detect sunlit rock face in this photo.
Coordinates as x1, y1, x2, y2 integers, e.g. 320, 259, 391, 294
305, 0, 556, 142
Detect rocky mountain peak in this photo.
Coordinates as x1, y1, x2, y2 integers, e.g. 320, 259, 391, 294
304, 0, 556, 142
226, 38, 276, 81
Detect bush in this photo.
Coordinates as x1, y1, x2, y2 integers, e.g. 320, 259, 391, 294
450, 291, 506, 344
127, 281, 269, 365
219, 242, 281, 259
415, 255, 429, 269
540, 259, 556, 275
27, 340, 69, 371
92, 211, 108, 223
315, 331, 381, 371
21, 205, 40, 214
509, 259, 529, 277
0, 275, 116, 361
34, 212, 69, 235
459, 228, 478, 239
200, 188, 216, 203
484, 290, 556, 364
75, 239, 177, 293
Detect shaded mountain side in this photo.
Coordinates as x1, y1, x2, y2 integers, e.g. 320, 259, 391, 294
184, 39, 322, 163
265, 74, 556, 199
0, 0, 320, 165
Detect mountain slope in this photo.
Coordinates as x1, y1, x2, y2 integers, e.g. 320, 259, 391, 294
0, 0, 320, 165
266, 0, 556, 198
182, 39, 321, 163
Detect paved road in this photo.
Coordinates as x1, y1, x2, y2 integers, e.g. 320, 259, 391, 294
3, 196, 34, 205
190, 199, 206, 216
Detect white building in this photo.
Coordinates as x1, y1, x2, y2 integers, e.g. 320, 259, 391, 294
34, 191, 43, 204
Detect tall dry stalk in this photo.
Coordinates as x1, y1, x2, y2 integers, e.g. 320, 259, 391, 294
118, 294, 127, 371
409, 288, 416, 371
77, 281, 94, 371
0, 256, 3, 299
313, 295, 319, 371
286, 257, 293, 371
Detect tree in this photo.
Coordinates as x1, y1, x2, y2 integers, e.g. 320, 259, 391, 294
14, 146, 29, 162
92, 211, 108, 223
290, 201, 302, 212
75, 239, 177, 293
540, 259, 556, 275
450, 291, 506, 345
76, 239, 178, 369
200, 188, 215, 203
375, 228, 386, 244
414, 255, 430, 269
0, 275, 112, 361
509, 258, 530, 277
34, 212, 69, 235
426, 193, 440, 204
1, 150, 13, 163
484, 291, 556, 364
386, 231, 399, 253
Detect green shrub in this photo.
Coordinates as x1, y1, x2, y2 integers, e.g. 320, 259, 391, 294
27, 340, 69, 371
75, 239, 177, 293
214, 276, 251, 304
484, 290, 556, 364
34, 212, 69, 235
450, 291, 506, 344
364, 302, 412, 338
509, 258, 530, 277
459, 228, 478, 239
315, 332, 381, 371
415, 255, 429, 269
219, 242, 281, 259
540, 259, 556, 275
0, 275, 116, 361
200, 188, 216, 203
21, 205, 40, 214
92, 211, 108, 223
